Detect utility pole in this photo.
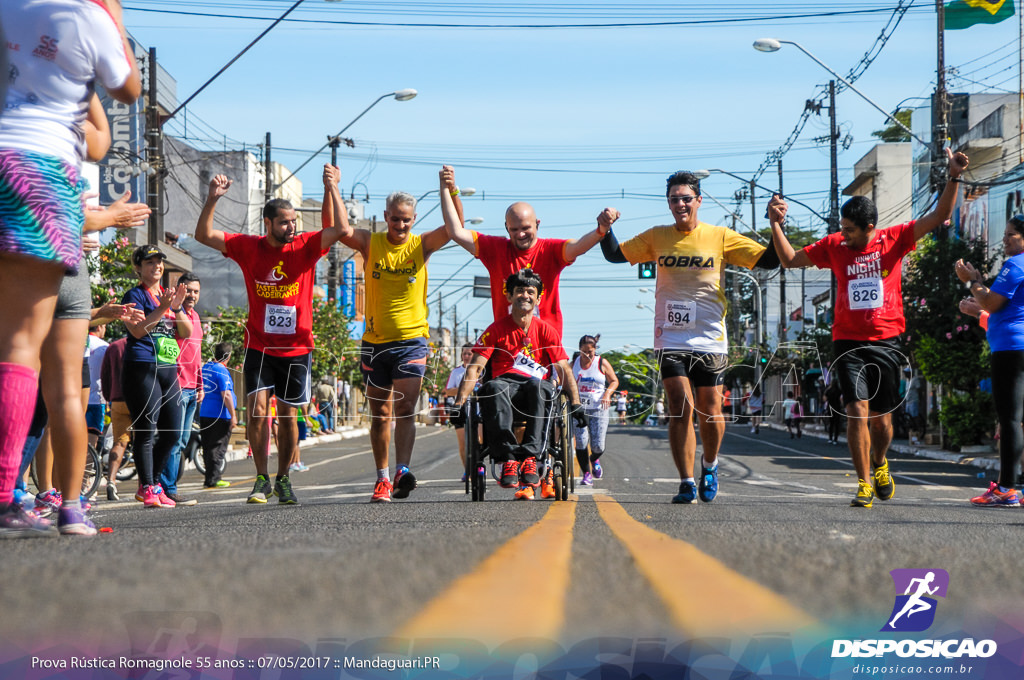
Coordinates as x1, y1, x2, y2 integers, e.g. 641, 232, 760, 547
264, 132, 272, 205
326, 135, 342, 302
933, 0, 949, 191
828, 80, 840, 324
749, 178, 764, 353
777, 159, 786, 343
145, 47, 164, 246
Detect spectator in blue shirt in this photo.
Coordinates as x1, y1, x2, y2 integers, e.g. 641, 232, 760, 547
956, 214, 1024, 507
198, 342, 236, 488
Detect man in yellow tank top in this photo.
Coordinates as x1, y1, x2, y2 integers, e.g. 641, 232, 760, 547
322, 164, 464, 502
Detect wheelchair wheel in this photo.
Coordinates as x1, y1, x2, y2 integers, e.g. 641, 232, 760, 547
115, 445, 137, 481
82, 444, 102, 500
558, 394, 572, 500
465, 402, 486, 502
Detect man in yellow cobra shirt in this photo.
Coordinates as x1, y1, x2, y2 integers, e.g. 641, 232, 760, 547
601, 170, 779, 505
322, 164, 464, 502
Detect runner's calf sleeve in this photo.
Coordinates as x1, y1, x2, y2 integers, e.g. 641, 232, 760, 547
0, 363, 39, 504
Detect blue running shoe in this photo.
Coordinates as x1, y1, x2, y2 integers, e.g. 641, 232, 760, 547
698, 462, 719, 503
672, 480, 698, 504
592, 459, 603, 479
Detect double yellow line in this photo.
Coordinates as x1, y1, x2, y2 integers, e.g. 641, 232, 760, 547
397, 495, 818, 642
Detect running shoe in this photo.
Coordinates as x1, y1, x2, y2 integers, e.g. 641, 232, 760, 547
0, 502, 55, 538
207, 480, 231, 488
57, 504, 97, 536
34, 489, 62, 517
289, 462, 310, 472
106, 483, 120, 501
540, 470, 556, 499
13, 487, 33, 510
371, 477, 393, 503
698, 461, 719, 503
580, 472, 594, 486
274, 476, 299, 505
970, 482, 1021, 507
872, 460, 895, 501
851, 479, 874, 508
393, 467, 417, 499
152, 484, 176, 508
513, 484, 535, 500
135, 485, 145, 502
671, 480, 698, 504
461, 472, 468, 483
519, 457, 540, 488
165, 492, 197, 507
140, 485, 163, 508
592, 459, 603, 479
500, 460, 520, 488
247, 475, 273, 504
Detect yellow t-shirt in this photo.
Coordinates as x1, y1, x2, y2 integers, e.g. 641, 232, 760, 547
620, 222, 764, 352
363, 232, 429, 344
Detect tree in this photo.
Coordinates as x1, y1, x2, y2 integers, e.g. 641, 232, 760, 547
871, 109, 913, 144
903, 233, 995, 446
88, 231, 137, 339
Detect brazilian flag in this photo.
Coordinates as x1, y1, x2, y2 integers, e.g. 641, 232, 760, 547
945, 0, 1015, 30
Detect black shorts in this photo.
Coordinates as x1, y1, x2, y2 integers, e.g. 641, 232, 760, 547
242, 348, 312, 407
360, 338, 428, 389
832, 338, 907, 414
658, 350, 727, 388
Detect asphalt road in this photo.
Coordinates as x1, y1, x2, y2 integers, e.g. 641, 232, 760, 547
3, 420, 1018, 672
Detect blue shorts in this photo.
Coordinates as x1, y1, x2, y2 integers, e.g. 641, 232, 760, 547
360, 338, 428, 389
85, 403, 106, 433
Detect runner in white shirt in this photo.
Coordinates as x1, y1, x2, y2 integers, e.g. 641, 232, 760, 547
0, 0, 140, 538
572, 335, 619, 485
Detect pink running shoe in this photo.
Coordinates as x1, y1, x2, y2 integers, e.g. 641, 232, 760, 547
152, 484, 176, 508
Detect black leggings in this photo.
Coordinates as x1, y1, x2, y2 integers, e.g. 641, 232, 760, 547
991, 350, 1024, 488
122, 361, 182, 487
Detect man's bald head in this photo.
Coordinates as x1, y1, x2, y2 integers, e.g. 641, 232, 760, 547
505, 201, 540, 251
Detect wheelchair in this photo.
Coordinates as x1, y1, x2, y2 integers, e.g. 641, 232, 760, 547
460, 382, 575, 502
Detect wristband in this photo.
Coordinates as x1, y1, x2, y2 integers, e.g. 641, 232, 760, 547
449, 187, 460, 197
171, 307, 183, 313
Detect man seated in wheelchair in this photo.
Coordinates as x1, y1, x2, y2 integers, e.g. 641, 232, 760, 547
453, 268, 587, 500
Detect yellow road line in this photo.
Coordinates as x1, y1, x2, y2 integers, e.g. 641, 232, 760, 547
594, 494, 819, 636
395, 499, 577, 643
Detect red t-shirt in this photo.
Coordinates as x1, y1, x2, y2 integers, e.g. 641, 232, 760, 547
474, 315, 568, 380
175, 307, 203, 389
474, 233, 571, 337
223, 231, 326, 357
804, 221, 917, 341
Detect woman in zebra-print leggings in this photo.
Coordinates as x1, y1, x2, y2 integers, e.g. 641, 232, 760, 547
0, 0, 140, 538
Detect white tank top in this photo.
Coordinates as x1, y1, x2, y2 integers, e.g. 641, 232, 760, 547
573, 355, 606, 409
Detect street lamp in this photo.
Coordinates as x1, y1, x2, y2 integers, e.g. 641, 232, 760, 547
752, 39, 928, 147
275, 89, 418, 191
636, 302, 655, 314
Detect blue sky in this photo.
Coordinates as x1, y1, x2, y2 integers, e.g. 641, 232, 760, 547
123, 0, 1017, 350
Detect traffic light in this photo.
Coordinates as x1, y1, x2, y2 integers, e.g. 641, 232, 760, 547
638, 261, 656, 280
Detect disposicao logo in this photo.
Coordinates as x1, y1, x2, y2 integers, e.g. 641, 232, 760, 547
882, 568, 948, 633
831, 568, 997, 659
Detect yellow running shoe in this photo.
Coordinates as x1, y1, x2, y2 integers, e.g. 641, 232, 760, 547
851, 479, 874, 508
873, 460, 895, 501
